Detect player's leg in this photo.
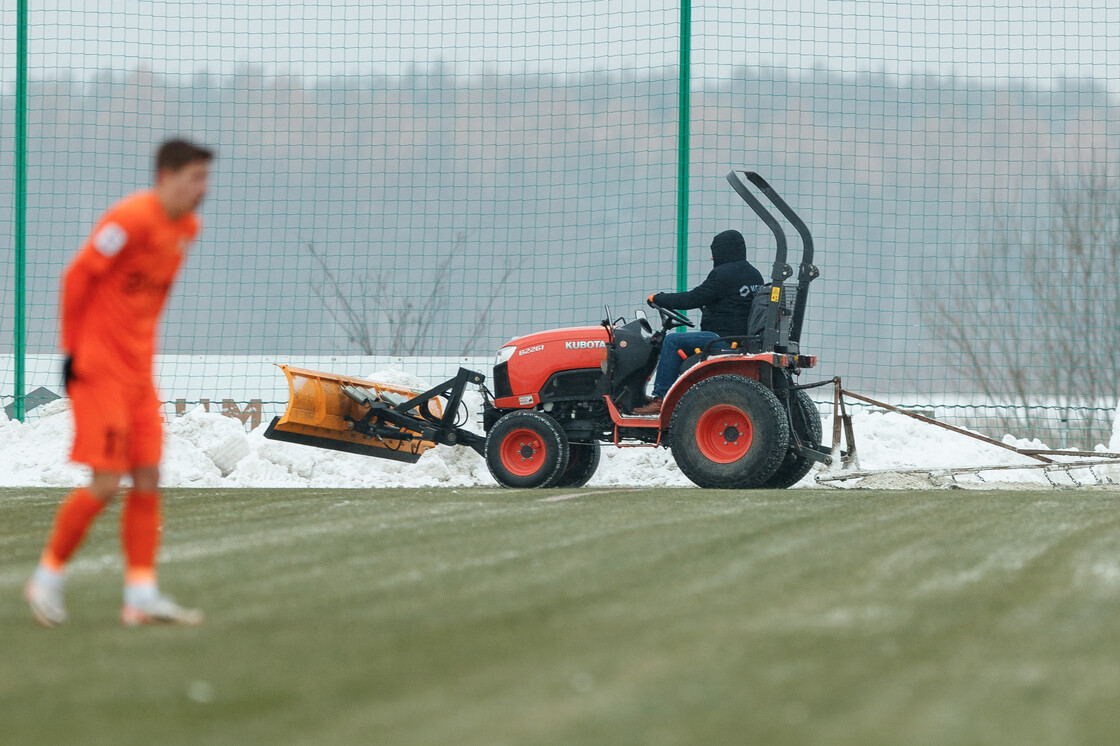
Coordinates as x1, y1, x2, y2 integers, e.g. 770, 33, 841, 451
121, 463, 160, 591
26, 379, 128, 626
26, 472, 123, 627
40, 471, 122, 570
118, 386, 202, 627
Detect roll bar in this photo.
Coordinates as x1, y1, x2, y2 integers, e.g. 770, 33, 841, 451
725, 170, 820, 348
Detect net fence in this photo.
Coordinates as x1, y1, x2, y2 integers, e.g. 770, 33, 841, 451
4, 0, 1119, 448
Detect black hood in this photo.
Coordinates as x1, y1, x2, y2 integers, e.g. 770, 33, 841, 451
711, 230, 746, 265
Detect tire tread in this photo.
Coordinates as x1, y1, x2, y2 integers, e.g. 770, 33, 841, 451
668, 374, 789, 489
484, 410, 570, 488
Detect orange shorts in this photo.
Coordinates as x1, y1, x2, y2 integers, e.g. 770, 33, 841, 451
69, 375, 163, 473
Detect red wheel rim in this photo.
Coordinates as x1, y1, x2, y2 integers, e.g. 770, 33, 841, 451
695, 405, 753, 463
500, 428, 547, 476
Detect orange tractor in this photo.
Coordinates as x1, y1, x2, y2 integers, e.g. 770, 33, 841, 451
266, 171, 830, 489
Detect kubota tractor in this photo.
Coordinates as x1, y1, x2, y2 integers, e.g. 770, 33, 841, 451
265, 171, 831, 489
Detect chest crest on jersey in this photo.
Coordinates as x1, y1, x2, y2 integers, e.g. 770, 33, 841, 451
122, 271, 172, 297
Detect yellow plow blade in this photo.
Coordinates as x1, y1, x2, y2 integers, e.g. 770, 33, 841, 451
265, 365, 443, 463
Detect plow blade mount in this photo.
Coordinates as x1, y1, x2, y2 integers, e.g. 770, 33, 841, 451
264, 365, 445, 463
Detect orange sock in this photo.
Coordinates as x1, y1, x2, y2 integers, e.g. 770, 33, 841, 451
121, 490, 161, 584
41, 488, 108, 571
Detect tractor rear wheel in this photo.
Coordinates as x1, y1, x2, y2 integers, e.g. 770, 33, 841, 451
668, 374, 789, 489
760, 389, 823, 489
554, 442, 601, 488
485, 410, 570, 488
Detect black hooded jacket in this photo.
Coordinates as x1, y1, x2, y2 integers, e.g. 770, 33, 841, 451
651, 230, 764, 336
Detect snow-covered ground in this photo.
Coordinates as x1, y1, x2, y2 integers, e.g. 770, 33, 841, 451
2, 368, 1118, 490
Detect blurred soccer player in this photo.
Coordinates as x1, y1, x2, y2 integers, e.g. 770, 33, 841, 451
25, 139, 213, 627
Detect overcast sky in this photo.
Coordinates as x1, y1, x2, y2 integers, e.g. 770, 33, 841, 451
2, 0, 1119, 88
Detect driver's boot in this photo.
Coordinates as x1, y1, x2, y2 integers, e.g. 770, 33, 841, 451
633, 398, 662, 415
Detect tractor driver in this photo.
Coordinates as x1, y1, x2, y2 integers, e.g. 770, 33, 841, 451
634, 229, 764, 415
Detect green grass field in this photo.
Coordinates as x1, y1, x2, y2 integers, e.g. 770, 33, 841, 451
4, 486, 1120, 745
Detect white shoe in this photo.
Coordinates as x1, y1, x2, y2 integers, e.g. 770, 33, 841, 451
121, 593, 204, 627
26, 578, 67, 627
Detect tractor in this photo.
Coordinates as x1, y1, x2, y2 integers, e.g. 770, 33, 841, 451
265, 171, 830, 489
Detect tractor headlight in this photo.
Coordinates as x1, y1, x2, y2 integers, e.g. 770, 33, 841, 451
495, 346, 516, 365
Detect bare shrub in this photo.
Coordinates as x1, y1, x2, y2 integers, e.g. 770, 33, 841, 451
305, 232, 514, 357
927, 169, 1120, 448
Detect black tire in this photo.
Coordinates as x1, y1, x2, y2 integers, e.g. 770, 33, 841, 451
554, 442, 602, 488
760, 389, 824, 489
485, 410, 570, 488
668, 374, 790, 489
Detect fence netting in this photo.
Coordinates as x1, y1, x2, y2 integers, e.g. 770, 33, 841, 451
4, 1, 1118, 447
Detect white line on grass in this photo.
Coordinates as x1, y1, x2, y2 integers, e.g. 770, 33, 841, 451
538, 489, 640, 503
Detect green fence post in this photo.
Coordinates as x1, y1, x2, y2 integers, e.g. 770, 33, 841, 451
13, 0, 28, 421
675, 0, 691, 294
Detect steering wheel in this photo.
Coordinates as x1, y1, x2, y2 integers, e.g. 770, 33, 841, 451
647, 298, 695, 329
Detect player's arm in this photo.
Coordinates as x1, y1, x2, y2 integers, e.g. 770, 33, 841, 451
60, 215, 143, 355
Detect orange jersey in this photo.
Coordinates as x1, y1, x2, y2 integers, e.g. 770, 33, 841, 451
61, 191, 200, 381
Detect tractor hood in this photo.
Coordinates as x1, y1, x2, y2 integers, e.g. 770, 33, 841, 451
499, 326, 608, 354
492, 326, 609, 406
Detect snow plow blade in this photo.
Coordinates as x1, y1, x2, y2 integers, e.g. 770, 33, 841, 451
264, 365, 488, 464
264, 365, 443, 463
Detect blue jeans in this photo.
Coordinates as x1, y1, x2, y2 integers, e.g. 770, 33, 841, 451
651, 331, 720, 398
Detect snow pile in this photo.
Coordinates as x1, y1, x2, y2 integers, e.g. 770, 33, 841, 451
0, 399, 88, 488
821, 409, 1041, 475
2, 373, 1118, 490
818, 407, 1120, 489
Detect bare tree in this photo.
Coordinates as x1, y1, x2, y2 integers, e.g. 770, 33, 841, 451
927, 169, 1120, 448
305, 232, 514, 357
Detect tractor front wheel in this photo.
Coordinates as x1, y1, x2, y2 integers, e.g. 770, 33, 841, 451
485, 410, 570, 488
669, 375, 789, 489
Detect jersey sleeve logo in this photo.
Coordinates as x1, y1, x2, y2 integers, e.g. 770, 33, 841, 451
92, 222, 128, 257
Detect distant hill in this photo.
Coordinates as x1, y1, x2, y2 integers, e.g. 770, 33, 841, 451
1, 65, 1115, 397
